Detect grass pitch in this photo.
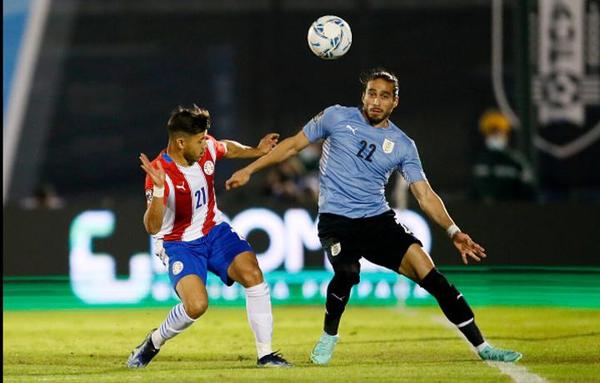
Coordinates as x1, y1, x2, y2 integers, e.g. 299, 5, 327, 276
4, 306, 600, 382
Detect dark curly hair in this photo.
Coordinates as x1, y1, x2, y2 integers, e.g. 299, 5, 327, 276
166, 104, 211, 137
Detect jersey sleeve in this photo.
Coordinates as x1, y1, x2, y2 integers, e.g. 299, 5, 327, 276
398, 139, 427, 184
206, 134, 227, 160
302, 105, 341, 143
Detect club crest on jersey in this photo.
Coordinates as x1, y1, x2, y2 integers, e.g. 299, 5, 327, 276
382, 138, 395, 154
330, 242, 341, 257
172, 261, 184, 275
203, 160, 215, 176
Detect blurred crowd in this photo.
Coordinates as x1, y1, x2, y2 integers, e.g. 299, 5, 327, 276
262, 142, 321, 205
19, 183, 65, 210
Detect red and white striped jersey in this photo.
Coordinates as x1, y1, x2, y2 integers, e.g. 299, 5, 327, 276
144, 134, 227, 242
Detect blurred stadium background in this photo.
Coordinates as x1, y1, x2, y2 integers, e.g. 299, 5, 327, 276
3, 0, 600, 381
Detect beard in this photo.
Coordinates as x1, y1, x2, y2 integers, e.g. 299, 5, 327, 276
363, 107, 390, 126
183, 151, 200, 165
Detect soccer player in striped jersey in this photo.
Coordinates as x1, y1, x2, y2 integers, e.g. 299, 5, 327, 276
127, 105, 291, 368
226, 68, 522, 364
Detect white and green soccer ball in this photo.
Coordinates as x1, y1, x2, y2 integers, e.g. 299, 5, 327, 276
307, 15, 352, 60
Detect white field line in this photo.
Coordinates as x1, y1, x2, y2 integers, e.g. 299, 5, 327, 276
430, 315, 548, 383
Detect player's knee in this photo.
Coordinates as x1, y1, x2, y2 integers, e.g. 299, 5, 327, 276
418, 268, 451, 297
333, 268, 360, 287
184, 299, 208, 319
237, 266, 264, 288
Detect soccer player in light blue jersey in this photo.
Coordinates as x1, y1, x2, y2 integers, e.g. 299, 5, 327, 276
226, 68, 522, 364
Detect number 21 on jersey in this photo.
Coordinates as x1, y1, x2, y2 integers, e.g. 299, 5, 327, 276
194, 187, 207, 209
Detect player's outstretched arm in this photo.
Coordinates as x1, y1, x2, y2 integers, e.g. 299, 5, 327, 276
225, 130, 310, 190
222, 133, 280, 159
409, 180, 486, 264
140, 153, 166, 235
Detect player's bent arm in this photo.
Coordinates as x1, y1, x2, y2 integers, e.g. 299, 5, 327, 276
222, 140, 263, 159
246, 130, 310, 174
409, 180, 456, 234
222, 133, 280, 159
225, 131, 309, 190
143, 197, 165, 235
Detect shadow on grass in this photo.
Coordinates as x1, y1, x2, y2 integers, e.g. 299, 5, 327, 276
282, 336, 461, 348
333, 336, 459, 345
492, 331, 600, 341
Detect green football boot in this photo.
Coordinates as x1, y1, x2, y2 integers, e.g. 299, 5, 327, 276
478, 344, 523, 362
310, 332, 339, 365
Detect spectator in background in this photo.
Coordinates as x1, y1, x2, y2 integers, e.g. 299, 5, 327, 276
297, 142, 322, 204
471, 109, 537, 203
264, 157, 305, 202
20, 183, 65, 210
264, 143, 321, 204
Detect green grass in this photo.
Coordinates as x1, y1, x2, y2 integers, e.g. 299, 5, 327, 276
4, 306, 600, 382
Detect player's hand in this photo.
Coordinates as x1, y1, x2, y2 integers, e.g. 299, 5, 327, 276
452, 232, 486, 265
257, 133, 280, 155
225, 169, 251, 190
156, 248, 169, 267
140, 153, 165, 188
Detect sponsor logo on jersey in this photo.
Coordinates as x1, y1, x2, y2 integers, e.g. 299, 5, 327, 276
345, 124, 358, 135
172, 261, 184, 275
175, 182, 186, 192
382, 138, 395, 154
331, 242, 341, 256
203, 160, 215, 176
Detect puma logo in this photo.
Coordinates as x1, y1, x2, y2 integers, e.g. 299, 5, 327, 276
346, 125, 357, 135
175, 182, 186, 191
331, 293, 346, 301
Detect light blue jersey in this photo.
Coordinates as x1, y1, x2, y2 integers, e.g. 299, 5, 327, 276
302, 105, 427, 218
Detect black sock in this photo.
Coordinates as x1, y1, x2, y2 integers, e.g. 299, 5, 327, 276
419, 268, 484, 347
323, 274, 353, 336
458, 322, 485, 348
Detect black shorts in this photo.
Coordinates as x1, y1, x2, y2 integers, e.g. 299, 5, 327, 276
317, 210, 422, 273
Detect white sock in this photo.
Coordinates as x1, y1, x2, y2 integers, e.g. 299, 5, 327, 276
151, 303, 196, 349
476, 341, 491, 352
245, 282, 273, 358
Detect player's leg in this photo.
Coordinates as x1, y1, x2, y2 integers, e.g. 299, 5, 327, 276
127, 243, 209, 368
398, 244, 522, 362
311, 213, 362, 365
151, 274, 208, 347
398, 244, 487, 346
208, 223, 291, 367
322, 257, 360, 337
227, 251, 275, 361
310, 258, 360, 365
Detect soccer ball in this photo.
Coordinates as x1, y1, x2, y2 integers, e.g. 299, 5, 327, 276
307, 15, 352, 60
